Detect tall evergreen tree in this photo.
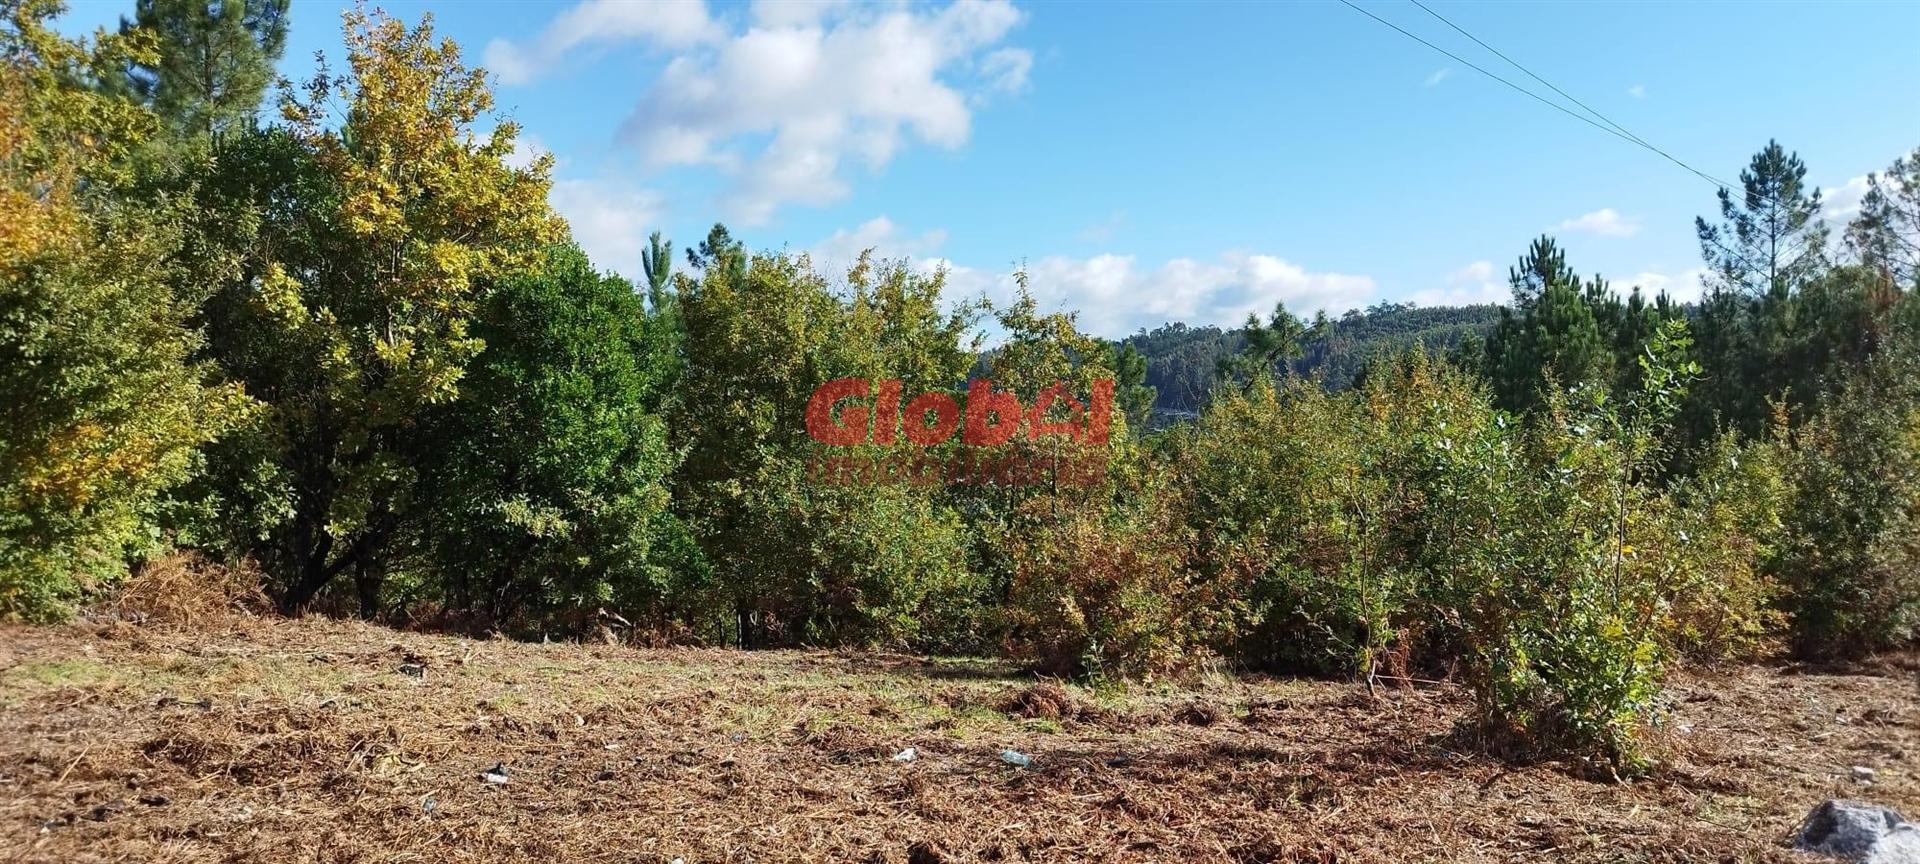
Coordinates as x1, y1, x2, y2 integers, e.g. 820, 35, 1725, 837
116, 0, 289, 144
1695, 140, 1828, 298
1683, 142, 1836, 445
1844, 146, 1920, 290
642, 230, 674, 313
685, 222, 747, 282
1215, 302, 1322, 390
1484, 236, 1610, 413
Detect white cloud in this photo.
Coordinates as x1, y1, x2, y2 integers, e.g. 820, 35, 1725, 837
1554, 207, 1642, 238
811, 216, 950, 272
609, 0, 1030, 224
1408, 260, 1508, 307
503, 133, 553, 171
980, 47, 1033, 93
929, 251, 1369, 337
1424, 67, 1451, 87
1620, 267, 1710, 304
751, 0, 854, 27
1823, 174, 1872, 222
1627, 84, 1645, 99
484, 0, 724, 86
549, 179, 665, 278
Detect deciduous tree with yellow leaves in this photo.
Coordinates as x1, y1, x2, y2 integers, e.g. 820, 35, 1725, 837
0, 0, 249, 620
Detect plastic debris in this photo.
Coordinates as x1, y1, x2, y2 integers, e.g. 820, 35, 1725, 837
1000, 749, 1033, 768
481, 762, 509, 785
892, 747, 918, 762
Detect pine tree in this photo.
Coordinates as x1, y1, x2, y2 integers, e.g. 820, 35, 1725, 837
1695, 140, 1827, 299
1844, 147, 1920, 290
1683, 142, 1833, 445
642, 230, 674, 313
685, 222, 747, 282
1216, 302, 1322, 389
115, 0, 288, 144
1484, 236, 1610, 413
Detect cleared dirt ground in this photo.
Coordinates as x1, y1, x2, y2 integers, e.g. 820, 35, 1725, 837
0, 617, 1914, 863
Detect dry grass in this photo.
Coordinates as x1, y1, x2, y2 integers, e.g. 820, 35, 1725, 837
0, 616, 1915, 863
100, 553, 267, 629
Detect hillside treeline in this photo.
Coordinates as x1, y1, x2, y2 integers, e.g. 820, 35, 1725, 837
5, 2, 1920, 770
1125, 302, 1503, 416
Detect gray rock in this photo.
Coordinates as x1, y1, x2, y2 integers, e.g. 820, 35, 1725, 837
1867, 826, 1920, 864
1798, 800, 1913, 861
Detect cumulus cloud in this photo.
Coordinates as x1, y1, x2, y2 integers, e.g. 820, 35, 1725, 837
1424, 67, 1451, 87
935, 251, 1372, 337
503, 133, 553, 171
1407, 260, 1508, 307
607, 0, 1029, 224
811, 216, 950, 272
980, 47, 1033, 93
1823, 174, 1873, 222
1554, 207, 1642, 238
484, 0, 723, 85
1627, 84, 1645, 99
549, 179, 665, 278
1620, 267, 1710, 304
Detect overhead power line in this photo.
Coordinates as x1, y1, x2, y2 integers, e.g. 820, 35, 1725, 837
1336, 0, 1824, 286
1402, 0, 1815, 263
1332, 0, 1646, 152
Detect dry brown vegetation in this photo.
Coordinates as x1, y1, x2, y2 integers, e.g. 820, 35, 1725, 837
0, 616, 1915, 863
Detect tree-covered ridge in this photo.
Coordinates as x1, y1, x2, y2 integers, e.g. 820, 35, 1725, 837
1123, 301, 1504, 417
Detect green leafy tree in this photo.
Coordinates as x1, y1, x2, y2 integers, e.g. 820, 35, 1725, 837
415, 244, 684, 634
671, 250, 981, 647
195, 9, 562, 615
1106, 340, 1155, 430
113, 0, 288, 145
0, 0, 249, 620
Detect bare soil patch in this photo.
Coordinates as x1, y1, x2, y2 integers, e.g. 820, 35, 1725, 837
0, 618, 1914, 862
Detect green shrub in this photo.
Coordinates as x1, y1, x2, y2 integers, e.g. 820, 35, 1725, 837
1775, 347, 1920, 658
1462, 320, 1697, 772
1658, 432, 1788, 660
1003, 471, 1210, 680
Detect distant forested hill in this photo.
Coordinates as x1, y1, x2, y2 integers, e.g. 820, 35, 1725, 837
1124, 302, 1504, 416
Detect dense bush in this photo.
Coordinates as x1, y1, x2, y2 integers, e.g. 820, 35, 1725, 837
1774, 344, 1920, 658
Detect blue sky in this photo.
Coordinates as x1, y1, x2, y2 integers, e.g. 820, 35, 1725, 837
57, 0, 1920, 337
